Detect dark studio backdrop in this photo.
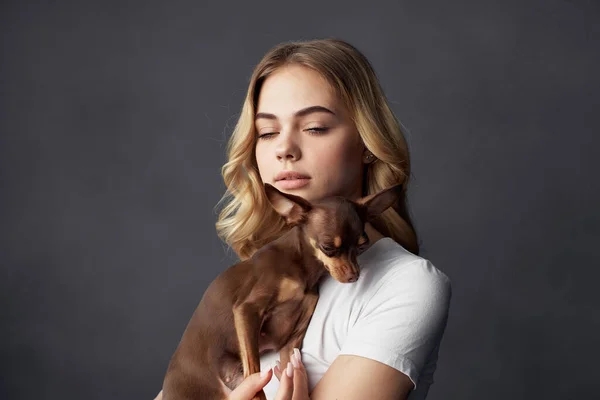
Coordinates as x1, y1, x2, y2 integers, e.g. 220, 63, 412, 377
1, 0, 599, 399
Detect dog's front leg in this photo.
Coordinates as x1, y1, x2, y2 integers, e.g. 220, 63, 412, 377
232, 302, 263, 379
280, 290, 319, 368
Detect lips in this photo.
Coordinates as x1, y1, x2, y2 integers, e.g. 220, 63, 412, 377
275, 170, 311, 181
274, 170, 311, 190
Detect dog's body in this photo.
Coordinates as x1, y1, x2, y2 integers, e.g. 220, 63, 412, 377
162, 226, 328, 399
161, 184, 402, 400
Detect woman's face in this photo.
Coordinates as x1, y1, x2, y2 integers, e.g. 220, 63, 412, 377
254, 64, 367, 203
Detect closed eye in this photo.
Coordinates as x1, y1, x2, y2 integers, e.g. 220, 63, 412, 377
306, 127, 329, 135
257, 132, 278, 140
258, 127, 327, 139
320, 245, 336, 256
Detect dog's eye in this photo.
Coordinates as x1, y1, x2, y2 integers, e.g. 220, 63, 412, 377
320, 245, 336, 255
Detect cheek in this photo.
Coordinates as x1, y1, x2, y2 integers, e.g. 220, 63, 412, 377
313, 138, 362, 182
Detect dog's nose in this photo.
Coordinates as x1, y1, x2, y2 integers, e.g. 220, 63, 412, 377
346, 270, 359, 283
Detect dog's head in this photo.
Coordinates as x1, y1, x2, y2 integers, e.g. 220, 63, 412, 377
264, 183, 403, 283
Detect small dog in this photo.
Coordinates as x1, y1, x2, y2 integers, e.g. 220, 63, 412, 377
161, 183, 403, 400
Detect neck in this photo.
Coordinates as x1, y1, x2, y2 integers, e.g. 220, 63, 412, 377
364, 222, 385, 249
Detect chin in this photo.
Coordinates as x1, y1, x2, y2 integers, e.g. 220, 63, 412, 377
299, 190, 336, 204
275, 182, 348, 203
278, 187, 317, 202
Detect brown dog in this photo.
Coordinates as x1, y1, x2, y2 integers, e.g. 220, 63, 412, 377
161, 183, 403, 399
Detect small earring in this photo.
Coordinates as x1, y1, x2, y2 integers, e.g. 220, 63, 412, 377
364, 151, 376, 163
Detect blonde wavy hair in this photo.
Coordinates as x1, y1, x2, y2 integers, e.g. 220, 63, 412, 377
216, 38, 420, 260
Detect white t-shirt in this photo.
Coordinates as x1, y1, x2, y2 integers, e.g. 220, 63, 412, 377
259, 237, 452, 399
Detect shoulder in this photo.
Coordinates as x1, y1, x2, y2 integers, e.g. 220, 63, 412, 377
334, 240, 452, 395
360, 237, 452, 307
347, 238, 452, 356
386, 256, 452, 304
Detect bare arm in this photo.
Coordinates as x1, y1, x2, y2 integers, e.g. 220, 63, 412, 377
309, 354, 413, 400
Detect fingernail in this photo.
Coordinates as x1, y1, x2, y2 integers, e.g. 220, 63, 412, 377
294, 348, 302, 364
286, 361, 293, 377
260, 366, 270, 378
291, 351, 299, 368
275, 360, 281, 371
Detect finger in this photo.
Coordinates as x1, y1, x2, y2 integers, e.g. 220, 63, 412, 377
274, 360, 282, 381
274, 361, 294, 400
291, 353, 309, 400
228, 368, 272, 400
292, 367, 309, 400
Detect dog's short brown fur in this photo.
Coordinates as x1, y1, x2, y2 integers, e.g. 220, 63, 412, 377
161, 183, 403, 400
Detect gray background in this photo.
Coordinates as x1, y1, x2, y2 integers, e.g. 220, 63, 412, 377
2, 0, 599, 399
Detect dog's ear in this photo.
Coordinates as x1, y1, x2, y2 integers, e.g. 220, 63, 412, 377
264, 183, 312, 225
356, 184, 403, 220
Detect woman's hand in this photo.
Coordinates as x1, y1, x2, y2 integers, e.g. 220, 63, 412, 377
272, 348, 310, 400
153, 369, 274, 400
228, 368, 274, 400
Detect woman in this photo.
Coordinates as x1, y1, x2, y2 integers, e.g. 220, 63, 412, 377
156, 38, 451, 400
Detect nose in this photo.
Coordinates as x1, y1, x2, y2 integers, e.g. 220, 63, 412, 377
275, 131, 301, 161
346, 270, 360, 283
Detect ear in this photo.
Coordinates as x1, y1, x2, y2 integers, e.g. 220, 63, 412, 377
356, 184, 403, 220
264, 183, 312, 225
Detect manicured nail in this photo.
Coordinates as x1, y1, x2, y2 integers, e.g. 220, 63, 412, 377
275, 360, 281, 371
291, 350, 300, 368
260, 366, 270, 378
286, 361, 293, 377
293, 348, 302, 365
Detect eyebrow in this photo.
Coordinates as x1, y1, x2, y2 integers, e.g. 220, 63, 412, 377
255, 105, 336, 121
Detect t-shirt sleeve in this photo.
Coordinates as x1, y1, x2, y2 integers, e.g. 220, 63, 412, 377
339, 259, 452, 391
